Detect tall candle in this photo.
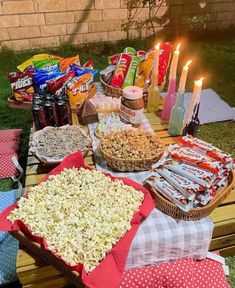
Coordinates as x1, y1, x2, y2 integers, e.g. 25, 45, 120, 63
169, 43, 181, 80
178, 60, 192, 93
184, 77, 204, 125
151, 43, 161, 87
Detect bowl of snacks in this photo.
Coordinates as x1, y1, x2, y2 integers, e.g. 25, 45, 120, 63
30, 125, 91, 165
100, 130, 164, 172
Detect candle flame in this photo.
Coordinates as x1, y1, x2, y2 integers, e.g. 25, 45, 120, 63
185, 60, 192, 68
176, 43, 181, 51
155, 43, 160, 50
195, 77, 204, 86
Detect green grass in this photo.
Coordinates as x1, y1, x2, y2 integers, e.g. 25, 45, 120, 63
0, 31, 235, 285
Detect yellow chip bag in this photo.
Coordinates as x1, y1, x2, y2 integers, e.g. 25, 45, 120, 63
17, 54, 62, 71
67, 73, 94, 109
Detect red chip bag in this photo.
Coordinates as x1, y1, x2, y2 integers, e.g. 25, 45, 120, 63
7, 71, 35, 101
47, 70, 75, 95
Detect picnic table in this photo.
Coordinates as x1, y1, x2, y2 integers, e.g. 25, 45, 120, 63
16, 112, 235, 288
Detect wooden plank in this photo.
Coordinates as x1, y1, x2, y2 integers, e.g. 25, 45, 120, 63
210, 233, 235, 251
220, 187, 235, 205
218, 245, 235, 257
27, 156, 39, 165
25, 174, 46, 187
23, 275, 70, 288
211, 204, 235, 238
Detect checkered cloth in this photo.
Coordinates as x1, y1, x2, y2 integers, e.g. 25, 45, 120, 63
125, 208, 214, 269
89, 84, 214, 268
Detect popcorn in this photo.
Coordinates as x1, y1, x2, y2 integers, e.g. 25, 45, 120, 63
8, 168, 143, 273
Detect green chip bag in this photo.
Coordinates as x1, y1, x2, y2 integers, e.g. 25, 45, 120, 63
33, 59, 60, 72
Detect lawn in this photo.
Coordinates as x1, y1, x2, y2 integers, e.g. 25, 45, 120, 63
0, 31, 234, 286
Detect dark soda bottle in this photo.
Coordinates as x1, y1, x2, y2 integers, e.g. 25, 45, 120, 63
32, 105, 48, 131
182, 103, 200, 137
44, 101, 59, 127
57, 99, 72, 126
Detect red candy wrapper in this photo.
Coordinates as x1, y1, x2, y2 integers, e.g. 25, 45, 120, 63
47, 70, 75, 96
7, 71, 35, 101
179, 136, 233, 166
168, 144, 223, 174
110, 53, 132, 88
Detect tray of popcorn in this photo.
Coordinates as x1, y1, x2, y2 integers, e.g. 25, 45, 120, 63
143, 136, 235, 221
99, 130, 165, 172
30, 125, 91, 165
100, 44, 171, 100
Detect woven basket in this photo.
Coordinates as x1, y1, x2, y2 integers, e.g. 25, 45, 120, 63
145, 170, 235, 221
8, 96, 32, 109
100, 145, 164, 172
10, 231, 85, 288
100, 76, 122, 98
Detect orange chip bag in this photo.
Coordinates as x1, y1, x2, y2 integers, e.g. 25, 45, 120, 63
66, 73, 94, 109
60, 55, 80, 72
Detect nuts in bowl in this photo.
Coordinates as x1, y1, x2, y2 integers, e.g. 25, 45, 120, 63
100, 130, 164, 171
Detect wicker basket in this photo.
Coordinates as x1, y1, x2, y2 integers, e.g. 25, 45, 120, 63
100, 145, 164, 172
8, 96, 32, 109
145, 170, 235, 221
10, 231, 85, 288
100, 76, 123, 98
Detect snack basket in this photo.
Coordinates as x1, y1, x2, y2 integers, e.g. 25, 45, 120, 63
10, 230, 86, 288
100, 145, 164, 172
100, 76, 123, 98
146, 170, 235, 221
30, 125, 92, 165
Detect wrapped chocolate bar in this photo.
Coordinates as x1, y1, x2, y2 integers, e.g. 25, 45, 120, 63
110, 53, 132, 88
168, 144, 224, 174
144, 172, 192, 212
161, 159, 217, 188
156, 166, 205, 200
179, 136, 233, 166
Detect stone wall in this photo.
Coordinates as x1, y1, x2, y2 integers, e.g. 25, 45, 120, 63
0, 0, 234, 51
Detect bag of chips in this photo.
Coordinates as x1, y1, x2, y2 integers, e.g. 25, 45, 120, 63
70, 65, 99, 78
47, 70, 75, 96
33, 71, 65, 94
59, 56, 80, 72
67, 73, 94, 109
33, 59, 60, 72
7, 71, 35, 101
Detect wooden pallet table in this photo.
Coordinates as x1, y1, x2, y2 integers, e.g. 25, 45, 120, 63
16, 112, 235, 288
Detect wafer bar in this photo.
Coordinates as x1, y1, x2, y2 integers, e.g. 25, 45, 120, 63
144, 172, 192, 212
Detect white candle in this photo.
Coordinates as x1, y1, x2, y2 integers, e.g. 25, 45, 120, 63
169, 43, 181, 80
178, 60, 192, 93
152, 43, 161, 87
184, 77, 204, 125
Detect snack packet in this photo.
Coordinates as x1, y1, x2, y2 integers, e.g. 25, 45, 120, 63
168, 144, 224, 174
47, 70, 75, 96
110, 53, 132, 88
17, 54, 61, 72
100, 65, 115, 84
179, 136, 233, 166
59, 56, 80, 72
135, 42, 171, 89
108, 54, 120, 65
66, 73, 94, 109
83, 60, 94, 69
70, 65, 99, 78
144, 172, 192, 212
33, 59, 60, 72
7, 71, 35, 101
158, 158, 217, 188
123, 47, 136, 56
122, 56, 141, 88
136, 50, 146, 57
156, 166, 205, 199
33, 71, 65, 94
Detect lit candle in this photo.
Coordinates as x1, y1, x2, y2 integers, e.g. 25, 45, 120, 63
151, 43, 161, 87
184, 77, 204, 125
169, 43, 181, 80
178, 60, 192, 93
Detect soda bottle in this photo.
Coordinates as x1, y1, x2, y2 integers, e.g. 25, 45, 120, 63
182, 103, 200, 137
168, 92, 185, 136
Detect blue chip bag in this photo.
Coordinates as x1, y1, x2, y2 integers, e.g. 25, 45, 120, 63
70, 65, 99, 78
33, 71, 65, 94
